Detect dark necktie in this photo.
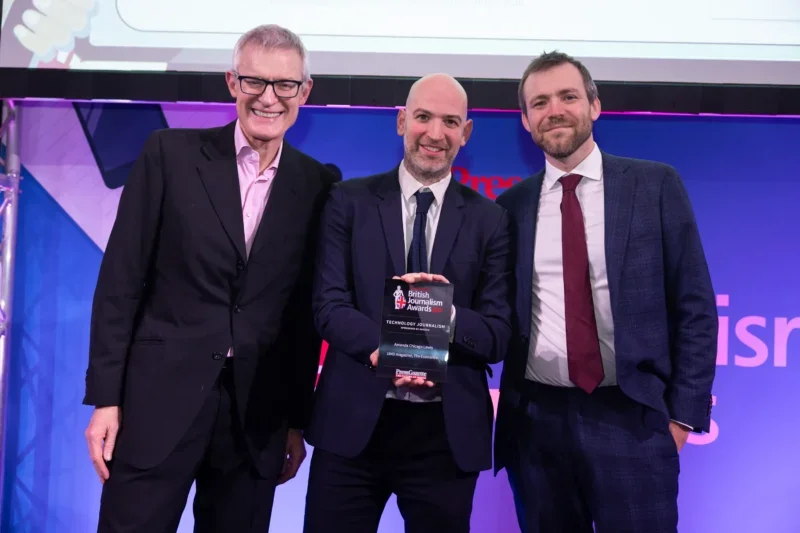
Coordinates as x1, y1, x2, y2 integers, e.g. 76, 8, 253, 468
407, 189, 435, 273
560, 174, 604, 393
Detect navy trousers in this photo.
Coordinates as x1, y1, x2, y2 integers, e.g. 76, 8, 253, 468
504, 381, 680, 533
303, 399, 478, 533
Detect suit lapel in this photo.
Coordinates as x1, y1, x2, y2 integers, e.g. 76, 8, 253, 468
197, 121, 247, 260
518, 172, 543, 337
376, 169, 406, 275
430, 180, 465, 274
602, 153, 635, 310
247, 143, 302, 260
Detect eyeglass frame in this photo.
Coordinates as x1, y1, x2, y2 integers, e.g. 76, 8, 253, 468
232, 71, 306, 98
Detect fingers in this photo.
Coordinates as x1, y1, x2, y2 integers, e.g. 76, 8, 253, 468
667, 422, 690, 453
397, 273, 450, 284
393, 376, 412, 387
85, 407, 120, 483
104, 423, 119, 462
14, 0, 94, 57
34, 0, 92, 35
284, 452, 304, 483
85, 426, 110, 483
277, 455, 292, 485
673, 432, 687, 453
369, 349, 379, 366
392, 376, 435, 388
20, 10, 70, 51
13, 23, 50, 57
278, 442, 307, 485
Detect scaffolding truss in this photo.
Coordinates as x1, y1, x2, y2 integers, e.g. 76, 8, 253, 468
0, 100, 21, 525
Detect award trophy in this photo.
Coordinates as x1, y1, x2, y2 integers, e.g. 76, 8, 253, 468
376, 279, 453, 382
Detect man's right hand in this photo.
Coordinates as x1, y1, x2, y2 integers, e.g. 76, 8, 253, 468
370, 349, 435, 388
85, 406, 121, 483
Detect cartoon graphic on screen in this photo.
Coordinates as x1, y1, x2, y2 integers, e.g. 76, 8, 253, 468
2, 0, 95, 67
2, 0, 798, 76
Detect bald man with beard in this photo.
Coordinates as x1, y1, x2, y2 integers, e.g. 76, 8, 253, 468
303, 73, 513, 533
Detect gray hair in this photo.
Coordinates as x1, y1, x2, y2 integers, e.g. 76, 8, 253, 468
232, 24, 311, 82
518, 51, 598, 111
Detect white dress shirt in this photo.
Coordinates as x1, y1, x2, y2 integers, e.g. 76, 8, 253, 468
525, 144, 693, 430
386, 160, 452, 402
526, 143, 618, 387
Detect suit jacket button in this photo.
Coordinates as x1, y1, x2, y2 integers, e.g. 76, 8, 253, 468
521, 335, 529, 344
212, 352, 223, 360
233, 305, 242, 313
236, 261, 245, 271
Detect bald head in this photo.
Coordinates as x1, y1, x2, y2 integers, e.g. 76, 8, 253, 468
397, 73, 473, 185
406, 73, 469, 119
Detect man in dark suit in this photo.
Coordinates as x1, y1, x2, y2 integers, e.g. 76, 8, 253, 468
303, 73, 512, 533
494, 51, 718, 533
82, 24, 337, 533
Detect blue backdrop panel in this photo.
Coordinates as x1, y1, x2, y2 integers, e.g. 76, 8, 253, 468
1, 151, 103, 533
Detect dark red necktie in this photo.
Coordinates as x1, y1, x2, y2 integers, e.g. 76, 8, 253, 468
560, 174, 604, 394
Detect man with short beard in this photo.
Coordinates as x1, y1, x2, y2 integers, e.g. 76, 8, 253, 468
304, 73, 512, 533
494, 51, 717, 533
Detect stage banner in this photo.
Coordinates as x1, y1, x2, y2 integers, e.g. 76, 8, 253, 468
2, 101, 798, 533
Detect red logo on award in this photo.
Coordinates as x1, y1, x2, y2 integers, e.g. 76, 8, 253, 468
393, 285, 407, 310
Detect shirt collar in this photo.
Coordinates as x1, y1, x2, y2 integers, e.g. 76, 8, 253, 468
398, 160, 451, 206
543, 142, 603, 190
234, 119, 283, 171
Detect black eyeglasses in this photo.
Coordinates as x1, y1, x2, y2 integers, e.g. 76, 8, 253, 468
235, 73, 304, 98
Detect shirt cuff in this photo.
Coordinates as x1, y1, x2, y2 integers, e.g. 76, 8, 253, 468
670, 419, 694, 431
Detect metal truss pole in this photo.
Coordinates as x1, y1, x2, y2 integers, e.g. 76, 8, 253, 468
0, 100, 21, 523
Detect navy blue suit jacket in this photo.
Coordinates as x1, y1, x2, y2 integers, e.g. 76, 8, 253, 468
494, 152, 718, 472
306, 168, 513, 473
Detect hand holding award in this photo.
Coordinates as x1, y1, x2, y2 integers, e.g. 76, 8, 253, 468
375, 273, 454, 385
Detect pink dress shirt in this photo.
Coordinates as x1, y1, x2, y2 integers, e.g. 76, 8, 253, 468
227, 121, 282, 357
234, 120, 282, 257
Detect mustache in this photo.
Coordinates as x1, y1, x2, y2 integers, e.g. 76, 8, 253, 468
542, 118, 574, 132
417, 141, 449, 150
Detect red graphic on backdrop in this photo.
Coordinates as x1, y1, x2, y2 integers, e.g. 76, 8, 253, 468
316, 342, 328, 387
452, 166, 523, 199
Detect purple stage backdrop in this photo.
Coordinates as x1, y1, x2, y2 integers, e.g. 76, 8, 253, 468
1, 100, 798, 533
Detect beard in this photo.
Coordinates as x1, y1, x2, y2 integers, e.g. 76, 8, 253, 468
403, 138, 454, 183
533, 114, 593, 160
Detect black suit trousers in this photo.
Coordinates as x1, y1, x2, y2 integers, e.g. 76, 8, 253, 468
98, 361, 276, 533
304, 399, 479, 533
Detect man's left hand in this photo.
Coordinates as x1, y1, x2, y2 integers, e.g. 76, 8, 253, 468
277, 429, 306, 485
394, 273, 449, 285
668, 421, 690, 453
